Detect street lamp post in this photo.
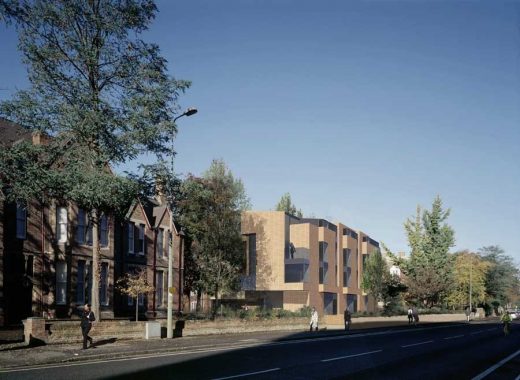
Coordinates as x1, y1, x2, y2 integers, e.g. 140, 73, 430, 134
167, 107, 197, 339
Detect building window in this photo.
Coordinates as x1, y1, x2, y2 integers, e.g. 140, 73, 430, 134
137, 224, 145, 255
323, 292, 337, 315
99, 262, 109, 306
16, 203, 27, 239
343, 248, 351, 287
56, 206, 68, 243
346, 294, 357, 312
138, 293, 145, 306
319, 241, 328, 285
77, 260, 85, 304
100, 215, 109, 247
128, 222, 135, 255
157, 228, 164, 258
56, 261, 67, 305
76, 209, 87, 244
156, 271, 164, 306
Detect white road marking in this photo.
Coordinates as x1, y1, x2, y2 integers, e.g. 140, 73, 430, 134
212, 368, 280, 380
321, 349, 383, 362
401, 340, 434, 348
443, 335, 464, 340
487, 328, 497, 331
472, 349, 520, 380
471, 330, 486, 335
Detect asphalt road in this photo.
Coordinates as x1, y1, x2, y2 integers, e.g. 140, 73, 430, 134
2, 321, 519, 380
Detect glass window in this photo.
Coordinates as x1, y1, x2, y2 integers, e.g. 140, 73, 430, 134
100, 215, 109, 247
56, 261, 67, 305
76, 209, 86, 244
16, 203, 26, 239
56, 207, 68, 243
128, 222, 134, 254
157, 228, 164, 258
156, 271, 163, 306
138, 224, 145, 255
77, 260, 85, 304
100, 262, 109, 306
319, 241, 328, 284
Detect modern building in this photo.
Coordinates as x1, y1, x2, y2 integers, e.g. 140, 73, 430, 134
240, 211, 380, 316
0, 119, 185, 326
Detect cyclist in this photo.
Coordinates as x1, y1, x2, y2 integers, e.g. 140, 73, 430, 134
501, 311, 512, 336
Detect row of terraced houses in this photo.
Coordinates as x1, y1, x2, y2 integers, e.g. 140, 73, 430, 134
0, 119, 380, 326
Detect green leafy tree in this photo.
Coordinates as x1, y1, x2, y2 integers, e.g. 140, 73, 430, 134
479, 246, 520, 308
116, 268, 154, 322
0, 0, 189, 318
361, 249, 387, 303
446, 251, 491, 309
179, 159, 250, 314
386, 196, 455, 307
275, 192, 303, 218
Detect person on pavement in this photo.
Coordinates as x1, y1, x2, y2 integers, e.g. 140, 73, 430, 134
310, 307, 319, 332
407, 307, 413, 324
344, 308, 352, 332
81, 303, 96, 349
412, 307, 419, 326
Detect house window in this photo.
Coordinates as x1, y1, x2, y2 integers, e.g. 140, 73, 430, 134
319, 241, 328, 284
100, 262, 109, 306
56, 207, 68, 243
77, 260, 85, 304
100, 214, 108, 247
137, 224, 145, 255
16, 203, 26, 239
128, 222, 135, 254
76, 209, 87, 244
56, 261, 67, 305
156, 271, 164, 306
157, 228, 164, 258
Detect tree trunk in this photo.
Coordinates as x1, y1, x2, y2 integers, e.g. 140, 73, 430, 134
91, 209, 100, 321
136, 295, 139, 322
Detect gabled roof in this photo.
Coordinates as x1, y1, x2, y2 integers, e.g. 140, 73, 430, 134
0, 118, 33, 146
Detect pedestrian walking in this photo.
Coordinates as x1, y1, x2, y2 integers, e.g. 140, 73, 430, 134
412, 307, 419, 326
344, 308, 352, 332
407, 307, 413, 324
464, 306, 471, 323
310, 307, 319, 332
81, 304, 95, 349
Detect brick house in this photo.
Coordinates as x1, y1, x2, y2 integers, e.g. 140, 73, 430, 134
0, 118, 185, 326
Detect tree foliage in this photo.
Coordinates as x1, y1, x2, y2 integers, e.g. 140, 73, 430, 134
387, 196, 455, 307
361, 250, 387, 302
275, 192, 302, 218
478, 246, 520, 307
0, 0, 189, 319
178, 159, 250, 313
446, 251, 491, 308
116, 269, 154, 321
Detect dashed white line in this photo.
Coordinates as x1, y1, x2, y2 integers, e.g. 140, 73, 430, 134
471, 330, 486, 335
212, 368, 280, 380
401, 340, 434, 348
443, 335, 464, 340
321, 349, 383, 362
472, 349, 520, 380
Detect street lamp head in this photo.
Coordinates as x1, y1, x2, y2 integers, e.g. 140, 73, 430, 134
184, 107, 197, 117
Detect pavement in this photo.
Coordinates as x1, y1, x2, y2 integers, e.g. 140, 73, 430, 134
0, 320, 471, 369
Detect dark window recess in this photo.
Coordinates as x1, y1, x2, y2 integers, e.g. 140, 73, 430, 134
323, 292, 337, 315
343, 228, 358, 240
100, 262, 108, 306
319, 241, 329, 284
346, 294, 357, 312
77, 260, 85, 304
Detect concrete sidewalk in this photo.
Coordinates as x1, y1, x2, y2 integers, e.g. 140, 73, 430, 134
0, 320, 483, 370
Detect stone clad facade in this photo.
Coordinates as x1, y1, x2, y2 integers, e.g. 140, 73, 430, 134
241, 211, 380, 316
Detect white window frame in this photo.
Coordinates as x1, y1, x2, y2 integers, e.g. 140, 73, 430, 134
16, 203, 27, 239
56, 261, 67, 305
56, 206, 68, 243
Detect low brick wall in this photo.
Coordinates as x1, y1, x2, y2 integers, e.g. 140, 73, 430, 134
23, 318, 145, 345
323, 313, 467, 326
163, 317, 310, 336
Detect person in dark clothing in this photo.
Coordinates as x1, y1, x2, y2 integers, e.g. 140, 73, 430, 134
344, 308, 352, 332
81, 304, 95, 349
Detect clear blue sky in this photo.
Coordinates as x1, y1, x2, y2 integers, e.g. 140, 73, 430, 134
1, 1, 519, 260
